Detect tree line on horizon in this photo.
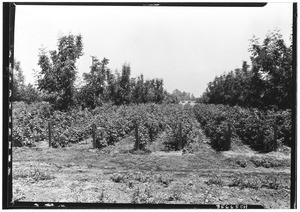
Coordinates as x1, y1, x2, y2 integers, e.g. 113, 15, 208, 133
12, 34, 195, 110
12, 29, 293, 111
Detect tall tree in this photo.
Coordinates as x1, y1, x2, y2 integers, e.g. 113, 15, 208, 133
154, 79, 164, 103
119, 64, 132, 104
12, 59, 25, 102
81, 57, 109, 108
249, 30, 293, 109
37, 34, 83, 111
131, 74, 145, 103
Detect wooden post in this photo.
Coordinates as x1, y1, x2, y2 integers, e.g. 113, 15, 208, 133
228, 123, 232, 138
135, 121, 139, 150
273, 124, 278, 150
227, 123, 232, 149
92, 123, 96, 149
48, 121, 52, 147
178, 122, 183, 150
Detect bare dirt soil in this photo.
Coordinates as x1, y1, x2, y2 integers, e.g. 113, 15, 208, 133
12, 133, 291, 208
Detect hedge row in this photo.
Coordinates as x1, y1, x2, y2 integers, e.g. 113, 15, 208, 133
193, 103, 292, 152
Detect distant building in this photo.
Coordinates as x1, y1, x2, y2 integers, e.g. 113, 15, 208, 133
179, 100, 196, 106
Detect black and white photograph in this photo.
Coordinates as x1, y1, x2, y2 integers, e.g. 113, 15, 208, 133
3, 1, 296, 209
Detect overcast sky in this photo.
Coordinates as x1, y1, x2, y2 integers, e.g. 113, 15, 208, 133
14, 3, 293, 97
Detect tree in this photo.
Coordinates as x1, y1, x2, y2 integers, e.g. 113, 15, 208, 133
201, 61, 253, 107
81, 57, 109, 108
154, 79, 164, 103
163, 91, 179, 104
171, 89, 195, 102
37, 34, 83, 111
201, 30, 293, 109
105, 69, 118, 104
77, 58, 168, 106
22, 84, 41, 103
119, 64, 132, 104
249, 30, 293, 109
132, 74, 145, 103
12, 59, 25, 102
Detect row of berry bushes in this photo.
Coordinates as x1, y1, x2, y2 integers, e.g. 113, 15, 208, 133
13, 101, 291, 152
193, 104, 233, 151
50, 109, 93, 147
12, 101, 52, 147
91, 103, 200, 151
12, 101, 93, 147
193, 104, 292, 152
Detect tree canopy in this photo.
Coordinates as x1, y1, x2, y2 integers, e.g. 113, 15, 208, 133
200, 30, 293, 110
37, 34, 83, 111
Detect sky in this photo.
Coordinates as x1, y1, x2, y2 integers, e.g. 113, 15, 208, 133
14, 3, 293, 97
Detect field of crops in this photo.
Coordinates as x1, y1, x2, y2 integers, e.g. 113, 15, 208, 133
13, 101, 291, 153
12, 102, 292, 208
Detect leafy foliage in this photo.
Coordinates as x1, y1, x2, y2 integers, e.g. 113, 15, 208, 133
12, 59, 41, 103
200, 30, 293, 110
171, 89, 196, 102
92, 103, 199, 151
78, 57, 110, 109
193, 103, 291, 152
12, 102, 52, 147
12, 101, 92, 147
37, 34, 84, 111
12, 59, 25, 102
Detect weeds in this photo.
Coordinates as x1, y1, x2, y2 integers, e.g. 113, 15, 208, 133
12, 186, 26, 202
229, 174, 285, 190
167, 185, 183, 201
110, 173, 126, 183
236, 158, 248, 168
132, 172, 150, 183
205, 174, 224, 186
155, 173, 173, 187
131, 184, 152, 204
97, 187, 105, 203
14, 167, 54, 181
229, 175, 261, 189
250, 156, 288, 168
261, 175, 283, 190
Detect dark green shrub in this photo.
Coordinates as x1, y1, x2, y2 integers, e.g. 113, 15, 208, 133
235, 111, 278, 152
210, 121, 231, 151
266, 109, 292, 147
